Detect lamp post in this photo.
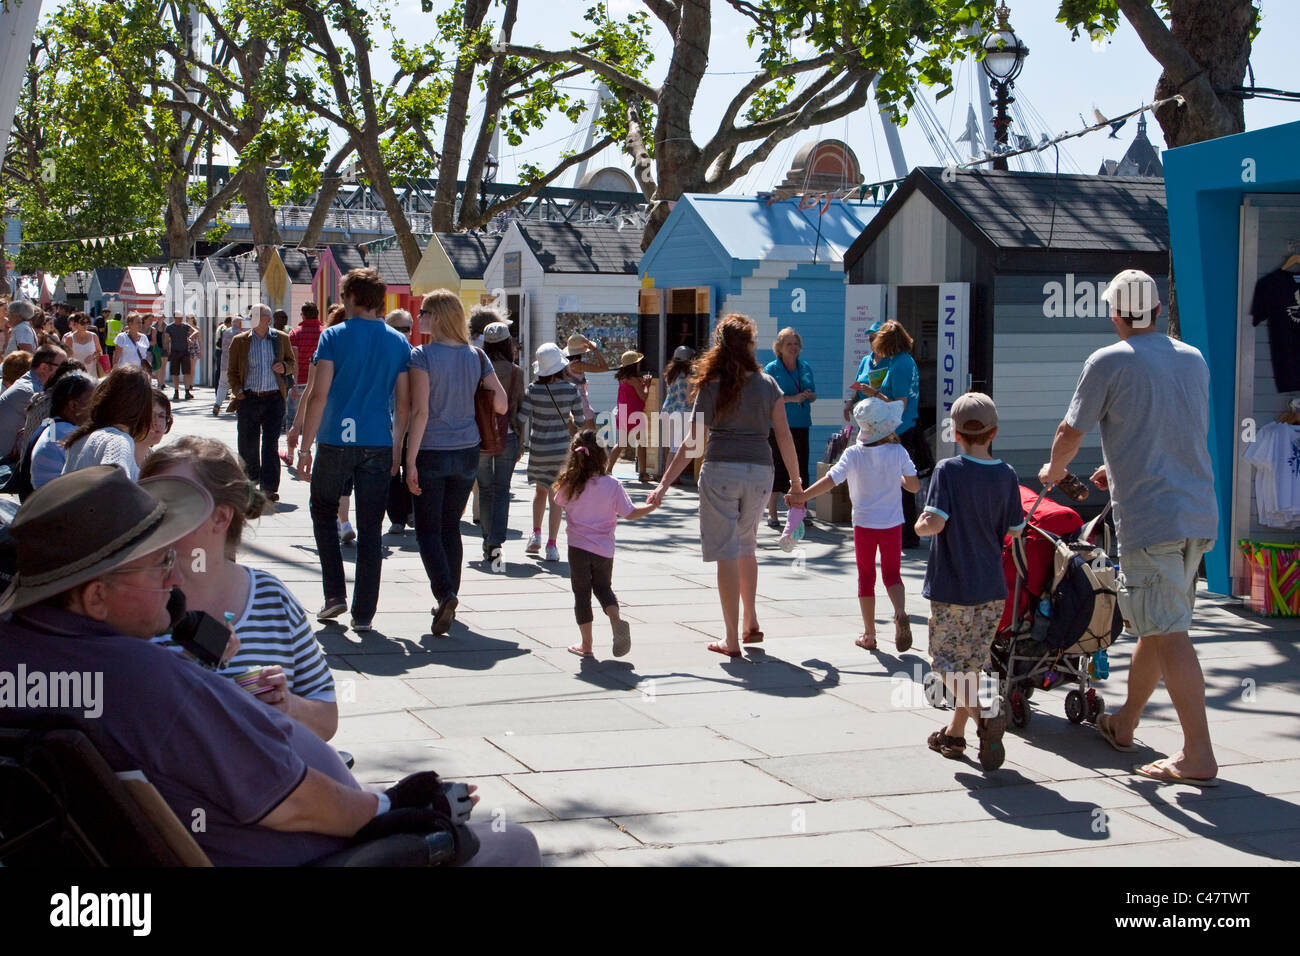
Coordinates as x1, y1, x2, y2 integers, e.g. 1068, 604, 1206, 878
480, 153, 499, 217
981, 2, 1029, 171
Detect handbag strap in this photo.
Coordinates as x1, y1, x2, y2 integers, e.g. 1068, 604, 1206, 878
542, 382, 568, 422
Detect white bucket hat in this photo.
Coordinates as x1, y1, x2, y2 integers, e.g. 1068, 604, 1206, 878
532, 342, 568, 377
852, 397, 904, 445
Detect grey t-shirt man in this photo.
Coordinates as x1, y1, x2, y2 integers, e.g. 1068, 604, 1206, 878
1065, 333, 1218, 553
692, 371, 784, 465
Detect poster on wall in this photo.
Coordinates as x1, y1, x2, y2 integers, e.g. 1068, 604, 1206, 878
843, 284, 886, 395
555, 312, 639, 369
936, 282, 970, 460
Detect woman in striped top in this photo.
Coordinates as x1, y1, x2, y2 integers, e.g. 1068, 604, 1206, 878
519, 343, 583, 561
141, 435, 338, 741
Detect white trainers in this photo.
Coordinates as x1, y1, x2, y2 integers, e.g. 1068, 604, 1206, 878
544, 544, 560, 562
338, 521, 356, 545
525, 531, 541, 554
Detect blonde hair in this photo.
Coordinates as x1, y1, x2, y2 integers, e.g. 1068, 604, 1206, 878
773, 327, 801, 355
421, 289, 469, 345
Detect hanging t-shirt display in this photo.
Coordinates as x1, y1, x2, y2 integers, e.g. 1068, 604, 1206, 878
1241, 420, 1300, 529
1250, 268, 1300, 393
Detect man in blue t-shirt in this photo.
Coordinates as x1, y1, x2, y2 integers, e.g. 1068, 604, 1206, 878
298, 268, 412, 631
916, 392, 1024, 773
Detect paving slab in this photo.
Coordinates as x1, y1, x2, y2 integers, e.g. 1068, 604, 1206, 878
526, 818, 645, 855
405, 671, 639, 708
410, 699, 663, 737
707, 711, 936, 757
613, 800, 908, 845
622, 687, 872, 727
872, 777, 1153, 826
976, 837, 1290, 867
333, 711, 445, 746
490, 726, 763, 771
339, 648, 562, 679
592, 830, 918, 867
348, 737, 529, 783
1119, 791, 1300, 847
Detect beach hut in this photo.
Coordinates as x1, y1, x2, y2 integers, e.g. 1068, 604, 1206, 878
38, 274, 58, 309
638, 193, 875, 460
366, 246, 421, 318
164, 261, 204, 318
200, 257, 255, 323
282, 248, 316, 324
1162, 119, 1300, 598
54, 271, 90, 311
412, 232, 501, 316
119, 266, 170, 315
482, 220, 643, 418
843, 166, 1169, 489
312, 244, 367, 311
86, 267, 126, 317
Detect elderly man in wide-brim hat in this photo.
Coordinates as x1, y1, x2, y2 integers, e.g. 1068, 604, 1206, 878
0, 466, 539, 866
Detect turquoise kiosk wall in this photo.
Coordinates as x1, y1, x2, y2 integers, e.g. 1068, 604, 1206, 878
1163, 120, 1300, 594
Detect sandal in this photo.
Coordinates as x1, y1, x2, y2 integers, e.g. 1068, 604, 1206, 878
742, 627, 764, 644
894, 616, 913, 653
855, 633, 878, 651
567, 644, 593, 657
707, 641, 742, 658
927, 729, 966, 759
975, 709, 1009, 771
1097, 714, 1138, 753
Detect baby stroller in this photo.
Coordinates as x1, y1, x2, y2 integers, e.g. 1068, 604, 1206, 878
988, 485, 1124, 729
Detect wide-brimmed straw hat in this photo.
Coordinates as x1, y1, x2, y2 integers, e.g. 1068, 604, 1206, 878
564, 334, 591, 357
533, 343, 568, 377
618, 350, 643, 369
852, 397, 904, 445
0, 465, 213, 614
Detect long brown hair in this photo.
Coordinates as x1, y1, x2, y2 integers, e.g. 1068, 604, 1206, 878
872, 320, 914, 357
141, 435, 267, 560
689, 313, 759, 416
66, 364, 154, 446
553, 429, 607, 502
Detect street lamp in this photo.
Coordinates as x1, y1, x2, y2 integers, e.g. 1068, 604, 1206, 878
981, 2, 1029, 171
480, 153, 499, 217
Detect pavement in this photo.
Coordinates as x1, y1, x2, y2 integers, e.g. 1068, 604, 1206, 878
176, 396, 1300, 867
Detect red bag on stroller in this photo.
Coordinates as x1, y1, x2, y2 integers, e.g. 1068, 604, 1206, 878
998, 486, 1083, 633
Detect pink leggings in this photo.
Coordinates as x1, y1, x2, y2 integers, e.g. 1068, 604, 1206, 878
854, 524, 903, 597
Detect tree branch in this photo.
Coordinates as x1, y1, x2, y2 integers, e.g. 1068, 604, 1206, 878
464, 135, 617, 229
642, 0, 680, 33
187, 168, 246, 243
499, 43, 659, 102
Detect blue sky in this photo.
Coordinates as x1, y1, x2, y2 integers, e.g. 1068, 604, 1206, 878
375, 0, 1300, 191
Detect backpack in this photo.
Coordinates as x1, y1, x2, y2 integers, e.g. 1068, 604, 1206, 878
1041, 530, 1123, 654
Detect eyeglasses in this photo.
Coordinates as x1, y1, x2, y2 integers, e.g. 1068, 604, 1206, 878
103, 549, 176, 584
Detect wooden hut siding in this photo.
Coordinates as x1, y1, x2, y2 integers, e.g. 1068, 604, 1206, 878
849, 192, 980, 287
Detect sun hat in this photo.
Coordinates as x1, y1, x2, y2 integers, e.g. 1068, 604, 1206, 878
1101, 269, 1160, 320
564, 334, 591, 357
0, 465, 213, 614
672, 345, 695, 362
950, 391, 999, 436
483, 322, 512, 344
532, 342, 568, 377
618, 350, 644, 368
852, 397, 905, 444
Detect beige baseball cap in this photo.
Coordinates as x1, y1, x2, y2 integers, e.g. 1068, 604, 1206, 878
1101, 269, 1160, 319
950, 392, 998, 436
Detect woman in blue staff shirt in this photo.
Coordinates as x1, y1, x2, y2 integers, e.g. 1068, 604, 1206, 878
848, 319, 921, 547
764, 327, 816, 528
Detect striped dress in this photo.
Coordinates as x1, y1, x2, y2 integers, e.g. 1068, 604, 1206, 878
520, 379, 582, 485
152, 566, 335, 702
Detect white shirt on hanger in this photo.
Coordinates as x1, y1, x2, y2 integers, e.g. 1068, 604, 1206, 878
1242, 421, 1300, 528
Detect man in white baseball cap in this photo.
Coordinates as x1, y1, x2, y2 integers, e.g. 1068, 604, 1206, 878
1040, 268, 1220, 786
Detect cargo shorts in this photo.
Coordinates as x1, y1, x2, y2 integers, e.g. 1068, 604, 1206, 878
1117, 537, 1214, 637
928, 599, 1003, 675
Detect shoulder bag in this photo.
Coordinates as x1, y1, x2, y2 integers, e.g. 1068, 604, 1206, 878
543, 381, 578, 439
474, 349, 505, 455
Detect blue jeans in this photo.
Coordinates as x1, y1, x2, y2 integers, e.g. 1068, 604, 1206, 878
311, 444, 392, 621
477, 432, 518, 550
413, 446, 480, 604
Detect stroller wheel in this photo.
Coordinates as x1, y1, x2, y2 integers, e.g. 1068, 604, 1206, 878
1022, 684, 1035, 701
1065, 689, 1086, 724
1008, 688, 1030, 729
1087, 690, 1105, 724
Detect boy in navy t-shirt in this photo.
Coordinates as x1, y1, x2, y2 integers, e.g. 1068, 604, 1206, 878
916, 392, 1025, 772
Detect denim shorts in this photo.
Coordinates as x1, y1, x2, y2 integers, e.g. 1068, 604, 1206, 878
1117, 537, 1214, 637
697, 461, 772, 562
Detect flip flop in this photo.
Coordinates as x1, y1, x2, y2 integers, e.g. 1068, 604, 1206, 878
707, 641, 742, 658
1133, 760, 1219, 787
1097, 714, 1138, 753
894, 617, 913, 653
567, 645, 593, 657
855, 633, 878, 651
742, 628, 764, 644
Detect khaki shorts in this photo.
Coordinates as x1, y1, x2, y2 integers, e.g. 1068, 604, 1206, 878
1117, 537, 1214, 637
698, 461, 772, 562
928, 599, 1003, 675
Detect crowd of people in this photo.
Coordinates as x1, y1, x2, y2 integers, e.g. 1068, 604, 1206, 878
0, 265, 1222, 867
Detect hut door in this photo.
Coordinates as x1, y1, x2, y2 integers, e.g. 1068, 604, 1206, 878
665, 287, 711, 357
637, 289, 664, 375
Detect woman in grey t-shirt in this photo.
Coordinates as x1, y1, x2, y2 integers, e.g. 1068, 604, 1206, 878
649, 313, 803, 658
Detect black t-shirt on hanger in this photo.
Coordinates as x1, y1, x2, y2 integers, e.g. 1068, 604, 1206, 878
1250, 268, 1300, 393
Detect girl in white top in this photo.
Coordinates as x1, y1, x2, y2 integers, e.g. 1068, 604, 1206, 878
113, 312, 151, 369
62, 311, 105, 379
787, 398, 919, 653
62, 364, 156, 481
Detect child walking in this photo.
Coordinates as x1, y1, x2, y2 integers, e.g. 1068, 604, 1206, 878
553, 430, 657, 657
520, 343, 584, 562
787, 398, 918, 652
915, 392, 1025, 772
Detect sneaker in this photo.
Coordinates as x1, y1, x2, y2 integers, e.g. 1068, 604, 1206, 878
317, 600, 347, 620
211, 406, 220, 416
185, 391, 194, 401
339, 521, 356, 545
172, 390, 180, 401
525, 531, 541, 554
545, 544, 560, 562
612, 619, 631, 657
432, 595, 459, 636
352, 619, 373, 633
388, 522, 405, 535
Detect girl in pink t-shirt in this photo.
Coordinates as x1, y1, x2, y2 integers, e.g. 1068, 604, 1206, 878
553, 430, 658, 658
